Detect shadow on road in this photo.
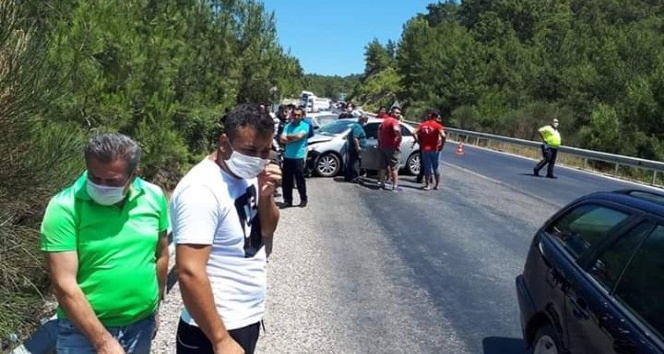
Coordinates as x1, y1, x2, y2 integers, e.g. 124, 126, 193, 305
518, 172, 541, 178
482, 336, 527, 354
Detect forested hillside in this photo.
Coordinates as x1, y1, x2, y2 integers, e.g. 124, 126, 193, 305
352, 0, 664, 160
0, 0, 305, 344
303, 74, 361, 101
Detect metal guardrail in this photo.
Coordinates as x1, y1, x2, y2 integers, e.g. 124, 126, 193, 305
403, 121, 664, 185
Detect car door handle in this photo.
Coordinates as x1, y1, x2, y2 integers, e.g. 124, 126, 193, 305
570, 296, 590, 320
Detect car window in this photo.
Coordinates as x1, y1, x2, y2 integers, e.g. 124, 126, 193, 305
590, 222, 652, 291
627, 191, 664, 206
364, 123, 379, 139
317, 115, 337, 127
545, 204, 630, 259
614, 224, 664, 337
400, 125, 412, 137
318, 120, 353, 135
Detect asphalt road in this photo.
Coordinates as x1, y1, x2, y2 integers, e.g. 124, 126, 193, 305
151, 145, 656, 354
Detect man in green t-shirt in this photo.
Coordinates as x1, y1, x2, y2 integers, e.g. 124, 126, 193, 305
533, 118, 562, 178
40, 133, 170, 354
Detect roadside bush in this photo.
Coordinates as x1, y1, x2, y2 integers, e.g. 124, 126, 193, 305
0, 1, 84, 347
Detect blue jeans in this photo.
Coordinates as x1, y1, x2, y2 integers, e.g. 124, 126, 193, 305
56, 313, 155, 354
422, 151, 440, 177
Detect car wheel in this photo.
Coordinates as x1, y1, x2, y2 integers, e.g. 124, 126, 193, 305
315, 153, 341, 177
531, 324, 562, 354
406, 152, 420, 175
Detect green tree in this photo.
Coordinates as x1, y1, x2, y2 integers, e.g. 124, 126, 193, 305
0, 0, 84, 342
363, 39, 391, 79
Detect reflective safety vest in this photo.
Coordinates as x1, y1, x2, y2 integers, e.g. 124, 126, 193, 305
539, 125, 561, 148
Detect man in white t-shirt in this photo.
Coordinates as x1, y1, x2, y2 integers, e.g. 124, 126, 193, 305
170, 104, 281, 354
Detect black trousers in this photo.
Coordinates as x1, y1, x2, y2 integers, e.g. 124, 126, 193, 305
416, 150, 424, 183
176, 319, 260, 354
344, 146, 361, 181
283, 157, 307, 204
534, 144, 558, 176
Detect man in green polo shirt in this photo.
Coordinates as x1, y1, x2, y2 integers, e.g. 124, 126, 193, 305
40, 133, 169, 354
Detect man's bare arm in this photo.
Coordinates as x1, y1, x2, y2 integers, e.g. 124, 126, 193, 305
394, 127, 402, 145
47, 252, 123, 352
260, 197, 279, 258
258, 164, 281, 258
281, 132, 306, 144
177, 244, 233, 347
439, 130, 447, 150
156, 231, 169, 302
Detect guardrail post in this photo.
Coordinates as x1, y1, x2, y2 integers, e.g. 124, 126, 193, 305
653, 171, 658, 185
614, 163, 620, 176
583, 158, 588, 170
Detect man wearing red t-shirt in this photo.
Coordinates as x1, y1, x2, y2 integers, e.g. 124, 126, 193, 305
414, 113, 446, 190
377, 110, 403, 191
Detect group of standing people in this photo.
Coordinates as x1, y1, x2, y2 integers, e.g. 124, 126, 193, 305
41, 104, 282, 354
342, 105, 447, 192
36, 96, 560, 354
340, 105, 404, 190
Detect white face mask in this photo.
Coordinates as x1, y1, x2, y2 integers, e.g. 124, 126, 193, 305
86, 179, 128, 206
226, 150, 270, 179
553, 122, 559, 129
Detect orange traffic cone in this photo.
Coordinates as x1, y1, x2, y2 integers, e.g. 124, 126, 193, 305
456, 142, 465, 156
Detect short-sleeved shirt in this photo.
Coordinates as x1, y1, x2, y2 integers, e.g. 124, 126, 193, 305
417, 120, 445, 152
40, 173, 169, 326
282, 121, 310, 159
539, 125, 561, 147
378, 117, 401, 149
303, 117, 316, 138
170, 158, 266, 330
347, 123, 367, 149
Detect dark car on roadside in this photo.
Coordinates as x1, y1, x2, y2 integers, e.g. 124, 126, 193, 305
516, 190, 664, 354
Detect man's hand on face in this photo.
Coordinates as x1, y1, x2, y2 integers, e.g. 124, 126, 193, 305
258, 163, 282, 198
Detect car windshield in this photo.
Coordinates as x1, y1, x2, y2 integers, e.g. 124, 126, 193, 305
316, 115, 337, 127
317, 120, 353, 136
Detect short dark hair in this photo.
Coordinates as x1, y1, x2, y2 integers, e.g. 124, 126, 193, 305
84, 133, 140, 174
221, 103, 275, 142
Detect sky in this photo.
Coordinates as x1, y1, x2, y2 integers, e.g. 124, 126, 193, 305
261, 0, 436, 77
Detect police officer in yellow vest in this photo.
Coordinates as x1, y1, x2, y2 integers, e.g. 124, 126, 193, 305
533, 118, 561, 178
